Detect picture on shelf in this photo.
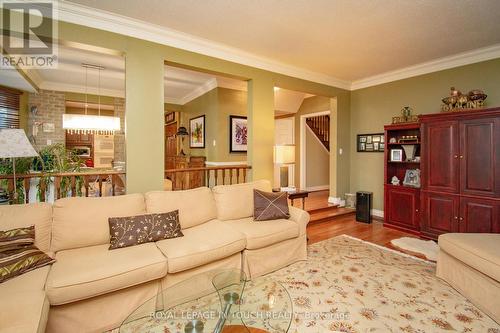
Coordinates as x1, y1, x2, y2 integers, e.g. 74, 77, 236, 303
357, 133, 384, 152
390, 149, 403, 162
403, 169, 421, 188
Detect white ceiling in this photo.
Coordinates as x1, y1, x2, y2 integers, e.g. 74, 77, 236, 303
63, 0, 500, 85
6, 44, 247, 104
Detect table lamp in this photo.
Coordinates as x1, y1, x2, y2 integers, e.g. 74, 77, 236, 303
176, 126, 189, 156
274, 145, 295, 190
0, 129, 38, 202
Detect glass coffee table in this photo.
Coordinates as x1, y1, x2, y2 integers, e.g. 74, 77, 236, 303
119, 269, 292, 333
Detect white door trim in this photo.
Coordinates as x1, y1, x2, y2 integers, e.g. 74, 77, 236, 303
300, 110, 330, 189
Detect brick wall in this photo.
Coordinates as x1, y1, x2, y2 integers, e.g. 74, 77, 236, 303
28, 90, 66, 150
114, 97, 126, 162
29, 90, 126, 162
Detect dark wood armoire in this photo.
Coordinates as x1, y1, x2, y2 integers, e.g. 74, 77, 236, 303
384, 107, 500, 239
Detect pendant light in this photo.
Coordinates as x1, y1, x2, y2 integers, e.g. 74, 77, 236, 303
62, 63, 120, 134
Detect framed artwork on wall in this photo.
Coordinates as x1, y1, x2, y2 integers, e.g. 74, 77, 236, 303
357, 133, 384, 152
165, 112, 176, 124
189, 115, 205, 148
229, 115, 247, 153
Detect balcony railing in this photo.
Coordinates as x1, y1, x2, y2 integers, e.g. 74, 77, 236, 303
0, 170, 126, 204
165, 165, 251, 190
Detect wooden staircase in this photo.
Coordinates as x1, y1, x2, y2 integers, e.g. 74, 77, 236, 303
306, 115, 330, 151
290, 190, 354, 224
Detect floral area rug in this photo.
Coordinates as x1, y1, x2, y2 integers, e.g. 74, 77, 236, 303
114, 235, 499, 333
269, 235, 499, 333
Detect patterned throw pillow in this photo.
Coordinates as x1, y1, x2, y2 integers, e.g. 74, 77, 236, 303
108, 210, 184, 250
0, 225, 35, 252
0, 245, 55, 283
253, 189, 290, 221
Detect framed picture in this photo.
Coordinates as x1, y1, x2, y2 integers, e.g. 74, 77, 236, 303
357, 133, 384, 152
403, 169, 421, 188
390, 149, 403, 162
189, 115, 205, 148
165, 112, 175, 124
230, 115, 248, 153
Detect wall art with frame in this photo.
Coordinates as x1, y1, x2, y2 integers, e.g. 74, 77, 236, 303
357, 133, 384, 152
189, 115, 205, 148
229, 115, 248, 153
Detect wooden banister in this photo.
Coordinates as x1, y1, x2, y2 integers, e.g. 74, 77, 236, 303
165, 165, 251, 190
0, 171, 126, 204
306, 115, 330, 151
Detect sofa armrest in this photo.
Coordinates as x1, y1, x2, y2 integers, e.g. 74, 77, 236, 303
289, 206, 310, 236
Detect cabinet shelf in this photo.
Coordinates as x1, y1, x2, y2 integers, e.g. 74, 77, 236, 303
387, 142, 420, 146
387, 161, 420, 164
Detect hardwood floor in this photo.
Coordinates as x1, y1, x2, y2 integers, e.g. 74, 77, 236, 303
307, 214, 415, 247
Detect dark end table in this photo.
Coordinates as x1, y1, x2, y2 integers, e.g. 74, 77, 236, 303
273, 188, 310, 210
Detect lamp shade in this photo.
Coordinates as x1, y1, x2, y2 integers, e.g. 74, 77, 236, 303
0, 129, 38, 158
274, 145, 295, 164
176, 126, 189, 136
62, 114, 120, 133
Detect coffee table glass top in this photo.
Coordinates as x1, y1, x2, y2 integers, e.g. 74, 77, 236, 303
119, 269, 292, 333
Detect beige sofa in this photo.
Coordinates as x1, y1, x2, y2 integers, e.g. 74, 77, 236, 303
436, 233, 500, 324
0, 180, 309, 333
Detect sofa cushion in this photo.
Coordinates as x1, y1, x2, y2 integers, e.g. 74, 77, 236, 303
213, 180, 272, 221
0, 203, 52, 253
222, 217, 299, 250
109, 211, 183, 249
0, 225, 35, 252
438, 233, 500, 282
145, 187, 217, 229
253, 190, 290, 221
0, 267, 50, 333
0, 245, 55, 283
155, 220, 246, 273
46, 243, 167, 305
51, 193, 146, 252
0, 290, 49, 333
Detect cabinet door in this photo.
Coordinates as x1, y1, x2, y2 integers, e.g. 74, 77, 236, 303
422, 121, 459, 193
460, 197, 500, 233
385, 187, 419, 232
421, 192, 459, 238
460, 117, 500, 197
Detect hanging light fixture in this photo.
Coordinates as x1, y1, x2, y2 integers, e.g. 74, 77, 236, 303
62, 63, 120, 134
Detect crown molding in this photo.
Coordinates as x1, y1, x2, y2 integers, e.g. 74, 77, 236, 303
179, 78, 218, 105
39, 81, 125, 98
56, 1, 351, 90
351, 44, 500, 90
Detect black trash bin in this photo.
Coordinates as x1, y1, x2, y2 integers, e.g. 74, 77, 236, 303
356, 191, 372, 223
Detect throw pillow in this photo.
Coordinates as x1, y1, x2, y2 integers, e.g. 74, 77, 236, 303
0, 225, 35, 252
109, 210, 184, 249
253, 189, 290, 221
0, 245, 55, 283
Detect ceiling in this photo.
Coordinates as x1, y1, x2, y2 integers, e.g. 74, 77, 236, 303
3, 44, 310, 110
63, 0, 500, 85
7, 44, 248, 105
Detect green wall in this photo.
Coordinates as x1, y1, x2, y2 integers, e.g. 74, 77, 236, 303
54, 20, 350, 193
350, 58, 500, 211
178, 87, 247, 162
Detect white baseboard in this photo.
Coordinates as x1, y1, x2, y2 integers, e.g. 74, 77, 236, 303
205, 161, 248, 166
371, 209, 384, 218
306, 185, 329, 192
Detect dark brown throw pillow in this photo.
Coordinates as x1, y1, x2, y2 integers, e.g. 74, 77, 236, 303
253, 189, 290, 221
0, 225, 35, 252
0, 245, 55, 283
108, 210, 184, 249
